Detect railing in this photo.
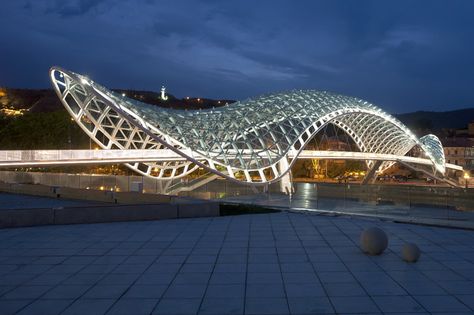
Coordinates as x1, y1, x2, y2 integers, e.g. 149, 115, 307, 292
0, 149, 188, 166
197, 181, 474, 228
0, 150, 463, 171
0, 170, 171, 194
1, 171, 473, 228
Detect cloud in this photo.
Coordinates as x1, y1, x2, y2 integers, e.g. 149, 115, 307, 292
46, 0, 107, 17
1, 0, 474, 113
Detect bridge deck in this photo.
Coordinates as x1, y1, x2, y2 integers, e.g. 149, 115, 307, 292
0, 149, 462, 171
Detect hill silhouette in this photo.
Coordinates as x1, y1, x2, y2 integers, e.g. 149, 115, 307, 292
0, 87, 472, 149
395, 108, 474, 131
0, 88, 233, 113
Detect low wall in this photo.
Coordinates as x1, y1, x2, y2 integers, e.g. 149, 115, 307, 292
0, 201, 220, 228
0, 182, 220, 228
0, 182, 173, 204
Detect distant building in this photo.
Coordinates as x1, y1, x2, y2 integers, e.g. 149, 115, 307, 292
454, 121, 474, 137
442, 122, 474, 175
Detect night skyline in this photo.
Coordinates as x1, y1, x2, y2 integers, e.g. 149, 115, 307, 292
2, 0, 474, 113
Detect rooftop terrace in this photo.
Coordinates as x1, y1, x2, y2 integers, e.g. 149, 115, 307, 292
0, 212, 473, 314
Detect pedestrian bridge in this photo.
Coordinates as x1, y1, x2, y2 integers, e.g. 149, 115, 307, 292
47, 67, 452, 186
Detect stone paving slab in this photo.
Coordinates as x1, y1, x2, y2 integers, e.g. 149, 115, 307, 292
0, 212, 473, 314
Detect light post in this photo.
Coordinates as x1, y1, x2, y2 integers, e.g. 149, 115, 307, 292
68, 117, 74, 149
464, 172, 470, 189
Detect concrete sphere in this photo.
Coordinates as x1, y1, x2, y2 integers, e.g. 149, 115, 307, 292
402, 243, 421, 262
360, 227, 388, 255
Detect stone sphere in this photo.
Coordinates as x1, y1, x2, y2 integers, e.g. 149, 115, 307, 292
401, 243, 421, 262
360, 227, 388, 255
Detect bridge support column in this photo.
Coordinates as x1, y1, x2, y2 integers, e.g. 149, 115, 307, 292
279, 157, 293, 195
362, 160, 382, 185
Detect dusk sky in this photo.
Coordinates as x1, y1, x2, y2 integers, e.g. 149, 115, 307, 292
1, 0, 474, 113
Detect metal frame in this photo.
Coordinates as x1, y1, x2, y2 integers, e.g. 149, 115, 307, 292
50, 66, 449, 185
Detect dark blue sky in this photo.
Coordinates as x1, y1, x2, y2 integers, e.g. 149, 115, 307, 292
1, 0, 474, 113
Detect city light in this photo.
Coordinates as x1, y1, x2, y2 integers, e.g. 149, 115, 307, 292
0, 108, 26, 116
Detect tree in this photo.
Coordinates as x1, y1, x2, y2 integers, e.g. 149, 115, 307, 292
0, 110, 90, 149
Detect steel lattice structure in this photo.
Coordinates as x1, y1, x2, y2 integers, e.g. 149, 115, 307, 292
50, 66, 448, 185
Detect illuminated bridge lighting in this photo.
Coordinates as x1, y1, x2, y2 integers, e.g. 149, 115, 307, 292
49, 66, 452, 186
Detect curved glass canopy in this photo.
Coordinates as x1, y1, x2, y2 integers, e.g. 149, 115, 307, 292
50, 66, 447, 183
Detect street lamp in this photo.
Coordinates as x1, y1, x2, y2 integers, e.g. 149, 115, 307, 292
464, 172, 470, 189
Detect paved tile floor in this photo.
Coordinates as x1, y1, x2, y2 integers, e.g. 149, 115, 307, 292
0, 212, 473, 315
